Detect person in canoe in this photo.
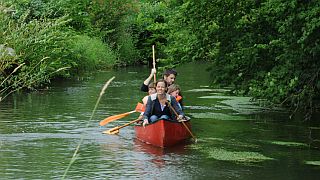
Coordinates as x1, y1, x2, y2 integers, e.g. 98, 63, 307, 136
142, 79, 184, 127
137, 82, 156, 122
142, 82, 156, 106
167, 84, 183, 109
140, 69, 178, 92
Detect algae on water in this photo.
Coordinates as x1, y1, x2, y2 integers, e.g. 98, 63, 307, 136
197, 95, 267, 115
305, 161, 320, 166
188, 112, 250, 121
269, 141, 308, 148
187, 88, 229, 93
207, 148, 274, 163
187, 89, 214, 92
189, 143, 274, 163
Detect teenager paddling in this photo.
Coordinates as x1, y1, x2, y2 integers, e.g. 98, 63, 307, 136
140, 69, 178, 92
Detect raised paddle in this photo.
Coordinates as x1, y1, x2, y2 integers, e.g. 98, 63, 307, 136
152, 45, 156, 83
103, 118, 142, 135
166, 101, 197, 142
99, 102, 144, 126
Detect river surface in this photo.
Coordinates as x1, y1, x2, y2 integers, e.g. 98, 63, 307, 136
0, 62, 320, 179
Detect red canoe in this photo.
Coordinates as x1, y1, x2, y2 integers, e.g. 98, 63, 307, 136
134, 119, 192, 148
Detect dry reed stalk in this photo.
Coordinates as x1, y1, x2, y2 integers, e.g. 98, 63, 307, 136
62, 76, 115, 179
0, 57, 49, 94
0, 63, 25, 87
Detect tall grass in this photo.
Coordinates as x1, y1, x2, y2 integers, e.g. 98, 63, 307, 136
0, 8, 72, 97
0, 0, 141, 102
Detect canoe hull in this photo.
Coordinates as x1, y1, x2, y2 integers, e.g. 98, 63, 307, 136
134, 120, 191, 148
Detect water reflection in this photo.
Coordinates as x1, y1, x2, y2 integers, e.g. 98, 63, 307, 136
133, 139, 190, 168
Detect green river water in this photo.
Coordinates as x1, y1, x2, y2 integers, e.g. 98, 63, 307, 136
0, 62, 320, 179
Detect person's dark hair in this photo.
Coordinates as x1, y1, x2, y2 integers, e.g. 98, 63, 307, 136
156, 79, 168, 88
163, 69, 177, 77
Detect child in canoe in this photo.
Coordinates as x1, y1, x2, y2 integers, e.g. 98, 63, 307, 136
167, 84, 190, 121
167, 84, 183, 109
142, 82, 156, 107
137, 82, 156, 122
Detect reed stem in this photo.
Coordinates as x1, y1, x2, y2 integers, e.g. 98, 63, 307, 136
62, 76, 115, 179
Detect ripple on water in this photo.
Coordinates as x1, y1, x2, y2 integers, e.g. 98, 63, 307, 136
0, 133, 82, 142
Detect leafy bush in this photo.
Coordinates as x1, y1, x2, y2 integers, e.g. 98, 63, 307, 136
70, 35, 118, 71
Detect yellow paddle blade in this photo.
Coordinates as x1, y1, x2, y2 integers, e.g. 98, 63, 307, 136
103, 127, 120, 135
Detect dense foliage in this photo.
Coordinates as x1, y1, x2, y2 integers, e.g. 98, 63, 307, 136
127, 0, 320, 118
1, 0, 319, 118
0, 0, 138, 100
137, 0, 320, 118
172, 0, 320, 118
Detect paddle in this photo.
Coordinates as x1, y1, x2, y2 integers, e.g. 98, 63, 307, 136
152, 45, 156, 83
166, 101, 197, 142
103, 118, 142, 135
99, 102, 144, 126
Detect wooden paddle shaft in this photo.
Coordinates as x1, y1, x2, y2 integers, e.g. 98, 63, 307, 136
167, 102, 196, 140
152, 45, 156, 83
109, 118, 141, 132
